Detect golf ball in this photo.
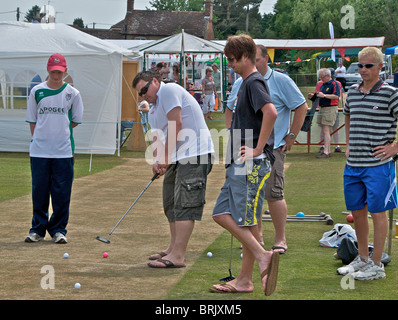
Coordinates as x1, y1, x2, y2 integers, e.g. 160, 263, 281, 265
74, 283, 81, 289
296, 212, 305, 217
240, 253, 243, 259
207, 252, 212, 257
103, 252, 109, 258
63, 253, 69, 259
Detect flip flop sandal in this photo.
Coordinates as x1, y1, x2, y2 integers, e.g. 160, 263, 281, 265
261, 252, 280, 296
148, 251, 167, 260
209, 283, 252, 294
147, 258, 186, 268
271, 246, 287, 254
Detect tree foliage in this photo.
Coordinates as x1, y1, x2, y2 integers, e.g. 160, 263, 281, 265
24, 5, 42, 22
271, 0, 397, 44
148, 0, 204, 11
73, 18, 85, 28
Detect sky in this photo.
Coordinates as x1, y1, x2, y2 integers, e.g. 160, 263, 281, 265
0, 0, 277, 28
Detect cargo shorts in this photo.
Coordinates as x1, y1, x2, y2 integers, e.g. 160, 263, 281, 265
264, 147, 286, 201
163, 154, 213, 222
317, 106, 338, 127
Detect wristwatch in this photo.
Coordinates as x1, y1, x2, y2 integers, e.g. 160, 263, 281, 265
288, 132, 296, 139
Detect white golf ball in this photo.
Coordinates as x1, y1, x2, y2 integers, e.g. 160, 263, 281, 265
240, 253, 243, 259
207, 252, 213, 257
63, 253, 69, 259
74, 283, 81, 289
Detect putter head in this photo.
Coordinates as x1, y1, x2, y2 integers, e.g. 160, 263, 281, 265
96, 236, 111, 244
219, 275, 235, 282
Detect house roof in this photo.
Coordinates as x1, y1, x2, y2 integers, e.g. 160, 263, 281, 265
112, 10, 207, 38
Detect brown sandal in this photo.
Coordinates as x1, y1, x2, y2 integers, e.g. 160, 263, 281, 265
148, 251, 167, 260
261, 252, 280, 296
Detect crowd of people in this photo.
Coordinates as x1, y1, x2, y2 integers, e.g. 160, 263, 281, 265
24, 37, 398, 296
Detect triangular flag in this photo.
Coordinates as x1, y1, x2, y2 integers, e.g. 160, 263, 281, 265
267, 48, 275, 63
345, 57, 350, 61
296, 57, 301, 62
337, 48, 345, 62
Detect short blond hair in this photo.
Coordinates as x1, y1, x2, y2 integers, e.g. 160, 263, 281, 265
358, 47, 383, 64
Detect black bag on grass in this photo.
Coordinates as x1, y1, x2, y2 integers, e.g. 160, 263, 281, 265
337, 237, 391, 266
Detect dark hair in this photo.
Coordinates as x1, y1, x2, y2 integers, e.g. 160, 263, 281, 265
224, 34, 256, 64
256, 44, 268, 58
132, 70, 160, 88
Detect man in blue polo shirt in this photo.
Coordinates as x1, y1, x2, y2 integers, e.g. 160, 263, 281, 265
255, 45, 308, 254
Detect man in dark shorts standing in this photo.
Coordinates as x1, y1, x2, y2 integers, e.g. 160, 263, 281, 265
210, 35, 279, 296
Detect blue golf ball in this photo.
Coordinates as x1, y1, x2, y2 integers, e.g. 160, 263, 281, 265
296, 212, 305, 217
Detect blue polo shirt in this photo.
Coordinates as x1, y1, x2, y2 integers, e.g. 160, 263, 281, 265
264, 68, 306, 148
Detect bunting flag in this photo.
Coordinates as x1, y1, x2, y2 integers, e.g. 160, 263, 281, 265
291, 49, 297, 61
337, 48, 346, 62
267, 48, 275, 63
296, 57, 301, 62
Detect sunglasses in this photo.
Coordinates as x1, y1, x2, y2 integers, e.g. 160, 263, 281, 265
226, 56, 236, 63
138, 79, 152, 97
358, 63, 377, 69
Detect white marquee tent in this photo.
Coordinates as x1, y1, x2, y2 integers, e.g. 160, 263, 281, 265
0, 22, 132, 155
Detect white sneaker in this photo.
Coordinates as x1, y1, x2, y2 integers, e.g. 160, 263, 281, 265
25, 232, 44, 242
337, 255, 369, 275
351, 260, 386, 281
52, 232, 67, 244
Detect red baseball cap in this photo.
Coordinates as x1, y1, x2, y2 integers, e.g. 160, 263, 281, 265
47, 53, 67, 72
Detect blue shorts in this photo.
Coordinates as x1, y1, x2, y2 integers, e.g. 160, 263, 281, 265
344, 162, 398, 213
212, 158, 271, 226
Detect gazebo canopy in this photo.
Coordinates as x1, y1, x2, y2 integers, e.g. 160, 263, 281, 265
385, 45, 398, 55
132, 31, 225, 54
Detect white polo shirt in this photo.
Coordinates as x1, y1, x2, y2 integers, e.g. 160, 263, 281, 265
148, 82, 214, 162
26, 82, 84, 158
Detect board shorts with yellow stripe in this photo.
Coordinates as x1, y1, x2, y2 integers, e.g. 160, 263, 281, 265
212, 158, 271, 226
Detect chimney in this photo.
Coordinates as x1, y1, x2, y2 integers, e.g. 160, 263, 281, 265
204, 0, 212, 16
127, 0, 134, 14
204, 0, 214, 40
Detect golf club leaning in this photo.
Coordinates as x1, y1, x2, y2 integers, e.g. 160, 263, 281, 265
96, 172, 159, 244
219, 234, 235, 282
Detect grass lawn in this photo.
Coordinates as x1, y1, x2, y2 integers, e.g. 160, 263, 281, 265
167, 148, 398, 300
0, 109, 397, 301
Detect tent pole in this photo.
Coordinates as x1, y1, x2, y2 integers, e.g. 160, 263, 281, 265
89, 153, 93, 172
182, 29, 186, 88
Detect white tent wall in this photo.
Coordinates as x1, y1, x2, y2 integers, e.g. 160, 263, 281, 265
0, 22, 128, 155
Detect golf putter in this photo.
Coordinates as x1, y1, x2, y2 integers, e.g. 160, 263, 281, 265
219, 234, 235, 282
96, 172, 159, 244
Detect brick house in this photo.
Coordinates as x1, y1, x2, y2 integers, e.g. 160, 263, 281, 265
76, 0, 214, 40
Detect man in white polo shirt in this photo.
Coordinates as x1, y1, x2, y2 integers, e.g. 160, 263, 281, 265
25, 53, 84, 244
133, 70, 214, 268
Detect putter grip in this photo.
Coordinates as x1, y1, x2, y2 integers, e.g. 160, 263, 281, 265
152, 172, 160, 180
